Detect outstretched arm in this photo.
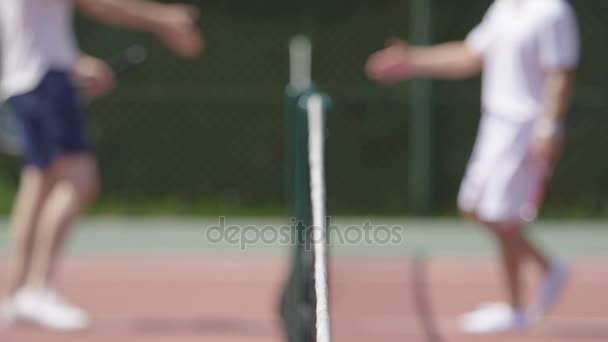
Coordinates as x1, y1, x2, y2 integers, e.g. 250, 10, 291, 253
366, 39, 483, 85
74, 0, 202, 58
75, 0, 172, 31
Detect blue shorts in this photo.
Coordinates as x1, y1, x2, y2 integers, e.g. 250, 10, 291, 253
9, 70, 90, 169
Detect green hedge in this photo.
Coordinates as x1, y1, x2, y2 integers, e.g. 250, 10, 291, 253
0, 0, 606, 216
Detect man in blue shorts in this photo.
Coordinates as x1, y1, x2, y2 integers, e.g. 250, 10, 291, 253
0, 0, 201, 331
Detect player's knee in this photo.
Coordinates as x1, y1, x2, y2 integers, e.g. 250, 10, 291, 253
52, 155, 100, 205
73, 165, 99, 206
79, 171, 100, 206
65, 171, 99, 208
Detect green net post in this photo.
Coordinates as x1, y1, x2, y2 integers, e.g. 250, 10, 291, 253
408, 0, 434, 215
280, 82, 334, 342
281, 83, 312, 342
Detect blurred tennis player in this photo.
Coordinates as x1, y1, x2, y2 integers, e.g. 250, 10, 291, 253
0, 0, 201, 331
367, 0, 579, 334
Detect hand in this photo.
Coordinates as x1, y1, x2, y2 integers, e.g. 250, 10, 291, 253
531, 119, 564, 164
531, 134, 563, 166
365, 38, 414, 84
156, 4, 203, 58
72, 55, 116, 100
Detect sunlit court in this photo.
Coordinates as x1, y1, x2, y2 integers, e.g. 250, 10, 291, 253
1, 1, 607, 342
0, 220, 607, 342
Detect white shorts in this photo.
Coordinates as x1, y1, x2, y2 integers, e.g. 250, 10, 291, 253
457, 114, 550, 225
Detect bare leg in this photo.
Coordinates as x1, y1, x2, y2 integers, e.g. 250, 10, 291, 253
517, 231, 568, 318
6, 167, 53, 295
490, 225, 526, 311
25, 155, 99, 290
517, 232, 550, 273
462, 211, 527, 310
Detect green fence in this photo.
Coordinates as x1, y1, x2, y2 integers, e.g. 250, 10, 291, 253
0, 0, 607, 216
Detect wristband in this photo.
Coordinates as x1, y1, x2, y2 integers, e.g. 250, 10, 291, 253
534, 117, 564, 139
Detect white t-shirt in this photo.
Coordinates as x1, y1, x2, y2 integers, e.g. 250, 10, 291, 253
466, 0, 580, 122
0, 0, 79, 98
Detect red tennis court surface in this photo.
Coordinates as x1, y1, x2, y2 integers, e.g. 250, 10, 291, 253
1, 257, 606, 342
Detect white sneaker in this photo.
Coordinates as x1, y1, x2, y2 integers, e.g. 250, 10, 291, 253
530, 260, 571, 320
460, 302, 509, 322
460, 302, 528, 334
13, 289, 90, 331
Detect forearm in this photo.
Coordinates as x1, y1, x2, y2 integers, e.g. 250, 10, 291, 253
531, 71, 575, 162
540, 71, 574, 124
409, 42, 483, 80
74, 0, 166, 33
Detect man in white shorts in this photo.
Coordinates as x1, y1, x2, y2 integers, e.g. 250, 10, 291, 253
0, 0, 201, 331
366, 0, 579, 334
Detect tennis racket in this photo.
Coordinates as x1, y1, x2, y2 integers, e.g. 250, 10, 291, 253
0, 44, 147, 157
